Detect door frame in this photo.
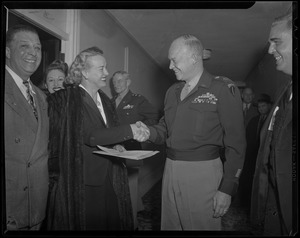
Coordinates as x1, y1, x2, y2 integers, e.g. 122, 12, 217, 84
7, 8, 80, 66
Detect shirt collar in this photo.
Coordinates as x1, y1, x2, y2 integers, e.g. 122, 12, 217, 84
175, 70, 213, 91
79, 84, 103, 105
6, 65, 35, 94
79, 84, 88, 93
117, 88, 129, 100
186, 74, 200, 89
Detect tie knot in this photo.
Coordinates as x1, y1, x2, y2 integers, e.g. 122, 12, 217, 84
23, 80, 29, 87
184, 83, 191, 91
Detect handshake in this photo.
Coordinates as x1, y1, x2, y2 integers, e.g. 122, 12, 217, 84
130, 121, 150, 142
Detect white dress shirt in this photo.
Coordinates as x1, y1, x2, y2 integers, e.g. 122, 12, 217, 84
6, 65, 36, 100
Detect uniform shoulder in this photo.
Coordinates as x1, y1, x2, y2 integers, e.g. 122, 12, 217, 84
214, 75, 235, 84
131, 92, 142, 97
213, 76, 237, 96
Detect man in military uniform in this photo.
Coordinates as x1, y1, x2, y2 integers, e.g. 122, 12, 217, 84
112, 70, 160, 229
112, 70, 160, 150
133, 35, 246, 230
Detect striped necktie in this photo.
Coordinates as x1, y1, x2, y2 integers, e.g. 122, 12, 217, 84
23, 81, 38, 120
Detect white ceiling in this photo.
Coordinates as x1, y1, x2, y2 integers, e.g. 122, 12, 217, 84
107, 2, 292, 83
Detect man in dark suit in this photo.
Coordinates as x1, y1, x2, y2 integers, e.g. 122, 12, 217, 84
242, 87, 259, 127
5, 25, 49, 230
239, 94, 272, 210
251, 6, 294, 236
111, 70, 160, 229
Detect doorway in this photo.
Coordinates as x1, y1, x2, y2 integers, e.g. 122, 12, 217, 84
7, 11, 62, 89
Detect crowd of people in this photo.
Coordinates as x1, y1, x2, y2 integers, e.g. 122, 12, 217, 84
4, 5, 294, 235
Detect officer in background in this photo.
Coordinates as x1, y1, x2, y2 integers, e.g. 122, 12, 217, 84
111, 70, 160, 229
242, 87, 259, 127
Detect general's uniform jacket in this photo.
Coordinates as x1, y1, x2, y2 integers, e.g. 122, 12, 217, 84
113, 90, 159, 126
113, 90, 160, 150
251, 81, 293, 234
5, 70, 49, 228
149, 70, 246, 196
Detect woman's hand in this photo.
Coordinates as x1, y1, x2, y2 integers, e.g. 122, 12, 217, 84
113, 144, 126, 152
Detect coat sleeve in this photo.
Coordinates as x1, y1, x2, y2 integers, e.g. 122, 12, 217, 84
84, 124, 134, 147
147, 88, 171, 145
148, 115, 168, 145
217, 81, 246, 196
83, 90, 135, 147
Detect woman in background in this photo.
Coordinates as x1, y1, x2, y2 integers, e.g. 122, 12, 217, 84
44, 59, 68, 94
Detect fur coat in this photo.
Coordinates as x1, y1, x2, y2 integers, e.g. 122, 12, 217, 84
46, 85, 133, 230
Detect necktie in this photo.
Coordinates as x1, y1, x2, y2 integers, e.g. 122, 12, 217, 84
115, 95, 122, 108
23, 81, 38, 120
181, 83, 191, 100
243, 104, 249, 117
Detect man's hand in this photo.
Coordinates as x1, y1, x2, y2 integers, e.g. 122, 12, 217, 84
130, 121, 150, 142
212, 191, 231, 218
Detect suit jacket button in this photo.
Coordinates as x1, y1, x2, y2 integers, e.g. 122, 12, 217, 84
23, 186, 28, 191
15, 138, 20, 143
27, 162, 31, 168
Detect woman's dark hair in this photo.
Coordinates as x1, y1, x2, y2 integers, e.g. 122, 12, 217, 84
44, 59, 69, 83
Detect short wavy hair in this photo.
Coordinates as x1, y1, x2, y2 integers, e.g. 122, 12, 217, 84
6, 24, 39, 47
66, 46, 104, 85
273, 4, 293, 32
175, 34, 204, 60
44, 59, 68, 83
112, 70, 130, 80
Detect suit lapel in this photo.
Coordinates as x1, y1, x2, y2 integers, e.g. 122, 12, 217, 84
81, 88, 107, 127
99, 90, 115, 128
5, 70, 38, 133
283, 99, 292, 128
260, 82, 291, 141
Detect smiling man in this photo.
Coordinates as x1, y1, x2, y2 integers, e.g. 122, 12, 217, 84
250, 6, 294, 236
5, 24, 49, 230
133, 34, 246, 230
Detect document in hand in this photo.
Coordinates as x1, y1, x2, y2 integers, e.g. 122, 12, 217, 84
93, 145, 160, 160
